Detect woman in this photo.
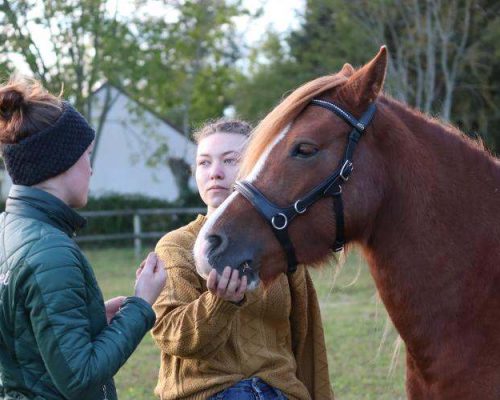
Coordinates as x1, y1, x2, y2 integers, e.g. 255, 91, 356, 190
0, 76, 166, 400
152, 119, 333, 399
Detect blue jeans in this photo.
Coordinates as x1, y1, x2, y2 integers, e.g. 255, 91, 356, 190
208, 377, 288, 400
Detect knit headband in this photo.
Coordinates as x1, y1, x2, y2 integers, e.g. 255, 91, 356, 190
1, 101, 95, 186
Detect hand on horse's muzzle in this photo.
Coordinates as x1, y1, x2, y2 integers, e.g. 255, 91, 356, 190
207, 266, 248, 303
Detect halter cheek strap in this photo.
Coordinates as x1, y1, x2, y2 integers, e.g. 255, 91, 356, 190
234, 181, 300, 273
235, 99, 377, 274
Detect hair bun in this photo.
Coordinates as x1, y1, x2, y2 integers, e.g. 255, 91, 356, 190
0, 86, 25, 122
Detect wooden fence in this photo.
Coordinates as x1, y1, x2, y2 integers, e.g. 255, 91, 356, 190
77, 207, 205, 259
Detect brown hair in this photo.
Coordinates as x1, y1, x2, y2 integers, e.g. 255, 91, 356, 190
0, 75, 62, 145
192, 118, 252, 144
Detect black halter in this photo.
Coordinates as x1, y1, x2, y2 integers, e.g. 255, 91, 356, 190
234, 99, 377, 274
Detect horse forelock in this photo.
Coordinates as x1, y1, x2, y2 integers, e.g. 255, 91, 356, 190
239, 73, 348, 178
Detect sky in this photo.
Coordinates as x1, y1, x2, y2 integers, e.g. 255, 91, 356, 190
239, 0, 304, 44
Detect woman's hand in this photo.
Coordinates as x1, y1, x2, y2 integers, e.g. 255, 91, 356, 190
135, 252, 167, 305
207, 266, 247, 304
104, 296, 126, 324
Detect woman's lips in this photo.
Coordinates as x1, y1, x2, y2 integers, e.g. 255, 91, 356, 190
208, 186, 227, 191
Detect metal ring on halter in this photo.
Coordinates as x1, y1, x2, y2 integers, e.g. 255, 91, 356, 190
294, 200, 307, 214
340, 160, 353, 181
271, 213, 288, 230
331, 185, 342, 196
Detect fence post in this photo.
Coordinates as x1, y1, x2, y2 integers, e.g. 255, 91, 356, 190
133, 213, 142, 260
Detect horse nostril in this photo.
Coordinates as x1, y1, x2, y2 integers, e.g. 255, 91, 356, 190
207, 234, 223, 254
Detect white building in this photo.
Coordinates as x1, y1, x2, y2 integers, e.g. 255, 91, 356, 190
0, 164, 10, 199
0, 83, 196, 202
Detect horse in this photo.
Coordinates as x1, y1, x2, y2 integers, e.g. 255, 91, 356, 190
193, 46, 500, 399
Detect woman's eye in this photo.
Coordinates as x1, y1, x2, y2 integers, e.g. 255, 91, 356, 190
224, 158, 238, 165
292, 143, 318, 158
198, 160, 210, 167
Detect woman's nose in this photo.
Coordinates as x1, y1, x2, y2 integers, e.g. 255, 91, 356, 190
209, 162, 224, 179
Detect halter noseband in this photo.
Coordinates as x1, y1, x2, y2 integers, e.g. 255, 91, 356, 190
234, 99, 377, 274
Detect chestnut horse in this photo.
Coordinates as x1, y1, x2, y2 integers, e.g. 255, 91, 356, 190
194, 47, 500, 399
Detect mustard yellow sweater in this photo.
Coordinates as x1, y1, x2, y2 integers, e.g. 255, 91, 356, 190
152, 215, 333, 400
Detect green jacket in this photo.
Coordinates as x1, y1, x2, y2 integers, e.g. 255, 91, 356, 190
0, 185, 156, 399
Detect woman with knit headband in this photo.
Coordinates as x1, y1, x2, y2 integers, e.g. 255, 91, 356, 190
0, 76, 166, 400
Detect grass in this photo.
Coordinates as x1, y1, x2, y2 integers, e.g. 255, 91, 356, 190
88, 247, 406, 400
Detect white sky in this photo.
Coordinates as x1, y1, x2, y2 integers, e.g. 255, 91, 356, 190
239, 0, 304, 43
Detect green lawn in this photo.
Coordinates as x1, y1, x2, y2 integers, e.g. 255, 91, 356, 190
88, 247, 406, 400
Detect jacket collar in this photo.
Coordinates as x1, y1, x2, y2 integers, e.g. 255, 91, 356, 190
5, 185, 87, 237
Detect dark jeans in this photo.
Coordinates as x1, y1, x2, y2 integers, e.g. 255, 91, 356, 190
208, 377, 288, 400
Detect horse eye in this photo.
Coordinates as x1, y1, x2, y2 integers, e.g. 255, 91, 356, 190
292, 143, 318, 158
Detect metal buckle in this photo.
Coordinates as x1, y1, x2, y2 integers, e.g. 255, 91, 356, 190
324, 181, 342, 196
294, 200, 307, 214
271, 213, 288, 230
331, 184, 342, 196
340, 160, 353, 181
356, 122, 365, 131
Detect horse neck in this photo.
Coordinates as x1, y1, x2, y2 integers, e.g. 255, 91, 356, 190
359, 97, 500, 354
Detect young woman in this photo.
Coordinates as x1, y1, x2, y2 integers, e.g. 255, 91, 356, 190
0, 76, 166, 400
152, 119, 333, 399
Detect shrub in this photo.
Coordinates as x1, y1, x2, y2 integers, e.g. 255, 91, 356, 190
79, 192, 204, 248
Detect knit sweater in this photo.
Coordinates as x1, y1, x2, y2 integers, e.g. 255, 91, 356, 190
152, 215, 333, 400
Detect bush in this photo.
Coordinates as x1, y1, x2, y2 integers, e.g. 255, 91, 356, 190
79, 192, 205, 248
0, 190, 205, 247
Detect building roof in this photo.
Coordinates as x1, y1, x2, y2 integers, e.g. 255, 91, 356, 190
92, 81, 187, 138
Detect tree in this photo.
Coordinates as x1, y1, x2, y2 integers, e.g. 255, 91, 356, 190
0, 0, 142, 162
287, 0, 374, 79
123, 0, 247, 137
230, 30, 302, 123
346, 0, 500, 125
233, 0, 500, 153
231, 0, 375, 122
450, 0, 500, 152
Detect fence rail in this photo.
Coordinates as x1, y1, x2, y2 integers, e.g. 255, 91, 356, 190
77, 207, 205, 258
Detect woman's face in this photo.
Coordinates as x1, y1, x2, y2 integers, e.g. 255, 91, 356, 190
61, 141, 94, 208
195, 132, 247, 214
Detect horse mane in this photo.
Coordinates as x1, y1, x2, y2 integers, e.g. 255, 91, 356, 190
240, 68, 498, 178
379, 96, 498, 164
239, 73, 348, 177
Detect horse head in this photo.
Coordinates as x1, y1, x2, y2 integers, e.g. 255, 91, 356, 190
194, 47, 389, 288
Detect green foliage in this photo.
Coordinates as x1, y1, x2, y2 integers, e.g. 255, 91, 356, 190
451, 1, 500, 153
288, 0, 375, 76
231, 31, 303, 123
121, 0, 248, 135
0, 0, 250, 181
0, 0, 126, 113
80, 193, 204, 248
231, 0, 376, 123
1, 0, 498, 154
0, 60, 12, 82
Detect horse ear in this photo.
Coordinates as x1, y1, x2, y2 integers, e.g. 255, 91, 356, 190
339, 46, 388, 106
340, 63, 355, 77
